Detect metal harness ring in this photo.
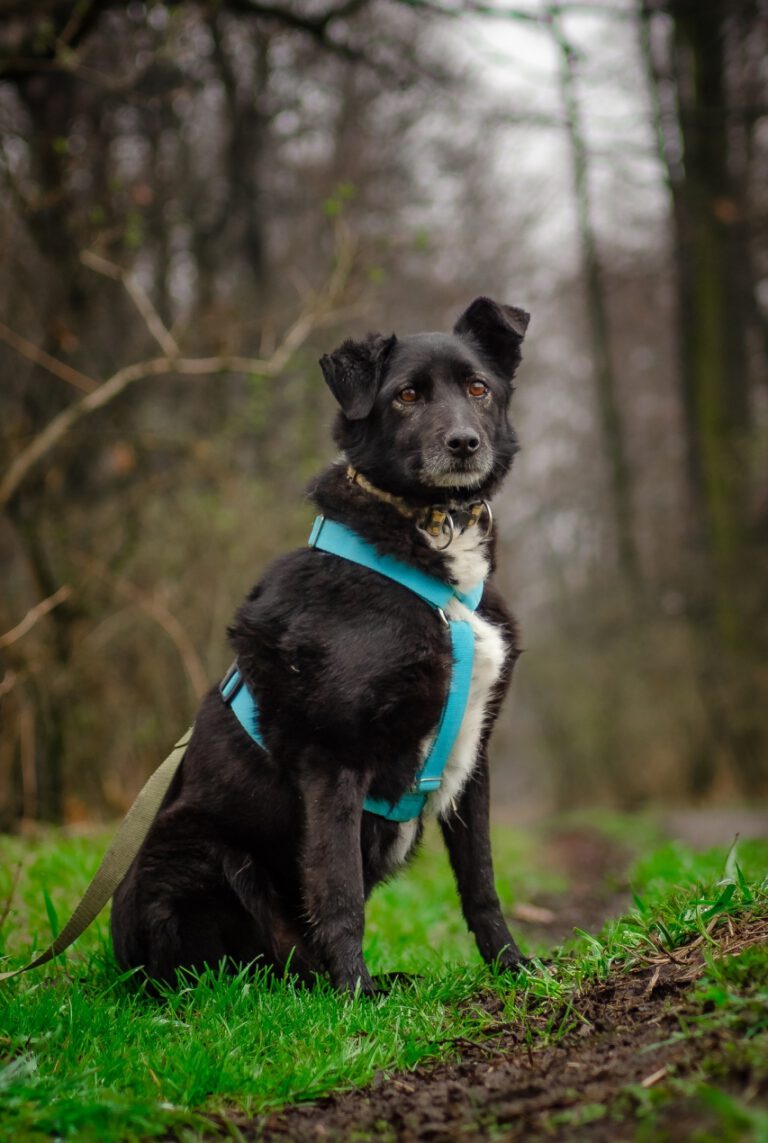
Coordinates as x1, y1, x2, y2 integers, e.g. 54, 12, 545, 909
429, 512, 455, 551
479, 499, 493, 538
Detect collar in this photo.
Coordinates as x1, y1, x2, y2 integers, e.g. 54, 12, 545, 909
346, 465, 492, 548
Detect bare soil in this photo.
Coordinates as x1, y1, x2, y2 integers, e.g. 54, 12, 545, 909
217, 824, 766, 1142
243, 913, 766, 1142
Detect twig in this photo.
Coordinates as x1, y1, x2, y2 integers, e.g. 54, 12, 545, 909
641, 1065, 668, 1089
0, 354, 285, 509
76, 557, 209, 700
650, 934, 682, 963
644, 964, 661, 995
0, 321, 97, 393
1, 225, 356, 509
80, 251, 180, 358
0, 670, 19, 697
0, 586, 72, 649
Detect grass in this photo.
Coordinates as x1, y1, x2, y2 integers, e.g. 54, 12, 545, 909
1, 817, 767, 1141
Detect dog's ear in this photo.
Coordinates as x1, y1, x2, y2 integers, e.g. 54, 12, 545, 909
320, 333, 397, 420
453, 297, 530, 380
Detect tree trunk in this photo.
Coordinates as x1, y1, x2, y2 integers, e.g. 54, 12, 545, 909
550, 9, 641, 591
640, 0, 768, 794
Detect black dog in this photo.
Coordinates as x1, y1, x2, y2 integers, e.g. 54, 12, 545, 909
111, 296, 530, 993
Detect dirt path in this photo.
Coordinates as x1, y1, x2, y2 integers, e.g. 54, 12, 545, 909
248, 914, 766, 1141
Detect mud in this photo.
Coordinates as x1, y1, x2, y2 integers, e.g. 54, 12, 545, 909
190, 824, 765, 1141
246, 913, 766, 1141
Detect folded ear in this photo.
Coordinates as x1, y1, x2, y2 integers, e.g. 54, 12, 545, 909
319, 333, 397, 420
453, 297, 530, 380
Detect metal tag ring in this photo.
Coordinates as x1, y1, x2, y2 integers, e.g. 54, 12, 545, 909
479, 500, 493, 538
421, 512, 455, 550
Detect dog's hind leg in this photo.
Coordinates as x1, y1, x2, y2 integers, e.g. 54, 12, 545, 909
221, 850, 318, 984
122, 888, 273, 988
112, 842, 285, 987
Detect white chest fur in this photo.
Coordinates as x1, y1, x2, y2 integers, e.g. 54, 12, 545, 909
384, 526, 507, 872
426, 528, 507, 818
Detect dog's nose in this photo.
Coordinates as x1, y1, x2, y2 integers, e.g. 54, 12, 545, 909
446, 431, 480, 457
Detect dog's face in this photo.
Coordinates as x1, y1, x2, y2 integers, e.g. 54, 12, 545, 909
320, 297, 529, 503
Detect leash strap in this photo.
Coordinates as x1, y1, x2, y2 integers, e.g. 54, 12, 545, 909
0, 728, 192, 982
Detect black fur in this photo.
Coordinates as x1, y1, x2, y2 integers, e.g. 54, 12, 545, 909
111, 297, 530, 993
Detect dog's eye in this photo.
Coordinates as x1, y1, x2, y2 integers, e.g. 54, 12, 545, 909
398, 387, 419, 403
468, 379, 489, 398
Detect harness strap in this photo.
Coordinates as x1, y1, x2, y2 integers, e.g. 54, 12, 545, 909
309, 516, 484, 611
361, 618, 475, 821
221, 618, 474, 823
222, 514, 483, 823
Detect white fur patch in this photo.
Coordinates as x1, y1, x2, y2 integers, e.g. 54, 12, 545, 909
440, 525, 491, 595
425, 525, 506, 818
384, 818, 420, 873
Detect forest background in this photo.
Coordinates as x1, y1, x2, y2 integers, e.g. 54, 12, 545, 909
0, 0, 766, 829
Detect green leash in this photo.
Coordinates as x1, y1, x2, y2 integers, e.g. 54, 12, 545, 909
0, 727, 192, 983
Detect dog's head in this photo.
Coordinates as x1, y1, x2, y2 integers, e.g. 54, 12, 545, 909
320, 297, 529, 504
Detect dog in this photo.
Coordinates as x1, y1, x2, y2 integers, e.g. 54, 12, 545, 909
111, 296, 530, 993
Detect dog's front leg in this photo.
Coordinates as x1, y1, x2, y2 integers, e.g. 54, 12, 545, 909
298, 762, 374, 994
440, 749, 527, 971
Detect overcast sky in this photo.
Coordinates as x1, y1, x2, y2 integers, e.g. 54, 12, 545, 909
440, 1, 668, 266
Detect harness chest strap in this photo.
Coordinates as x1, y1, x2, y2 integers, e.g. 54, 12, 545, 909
222, 515, 482, 823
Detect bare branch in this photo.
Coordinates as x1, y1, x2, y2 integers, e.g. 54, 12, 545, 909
0, 586, 72, 649
397, 0, 634, 23
0, 321, 98, 393
0, 670, 19, 698
77, 556, 209, 700
80, 251, 181, 358
220, 0, 373, 61
0, 356, 251, 508
0, 240, 355, 509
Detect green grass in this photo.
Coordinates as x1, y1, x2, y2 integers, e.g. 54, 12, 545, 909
1, 819, 767, 1141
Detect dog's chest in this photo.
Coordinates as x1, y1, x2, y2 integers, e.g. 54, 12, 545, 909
425, 530, 506, 817
382, 528, 507, 872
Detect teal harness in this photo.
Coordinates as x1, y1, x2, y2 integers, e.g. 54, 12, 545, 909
219, 515, 484, 822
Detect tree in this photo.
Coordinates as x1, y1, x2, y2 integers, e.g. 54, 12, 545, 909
640, 0, 768, 792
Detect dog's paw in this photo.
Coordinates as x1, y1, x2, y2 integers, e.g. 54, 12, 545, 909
492, 946, 539, 975
332, 967, 378, 998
